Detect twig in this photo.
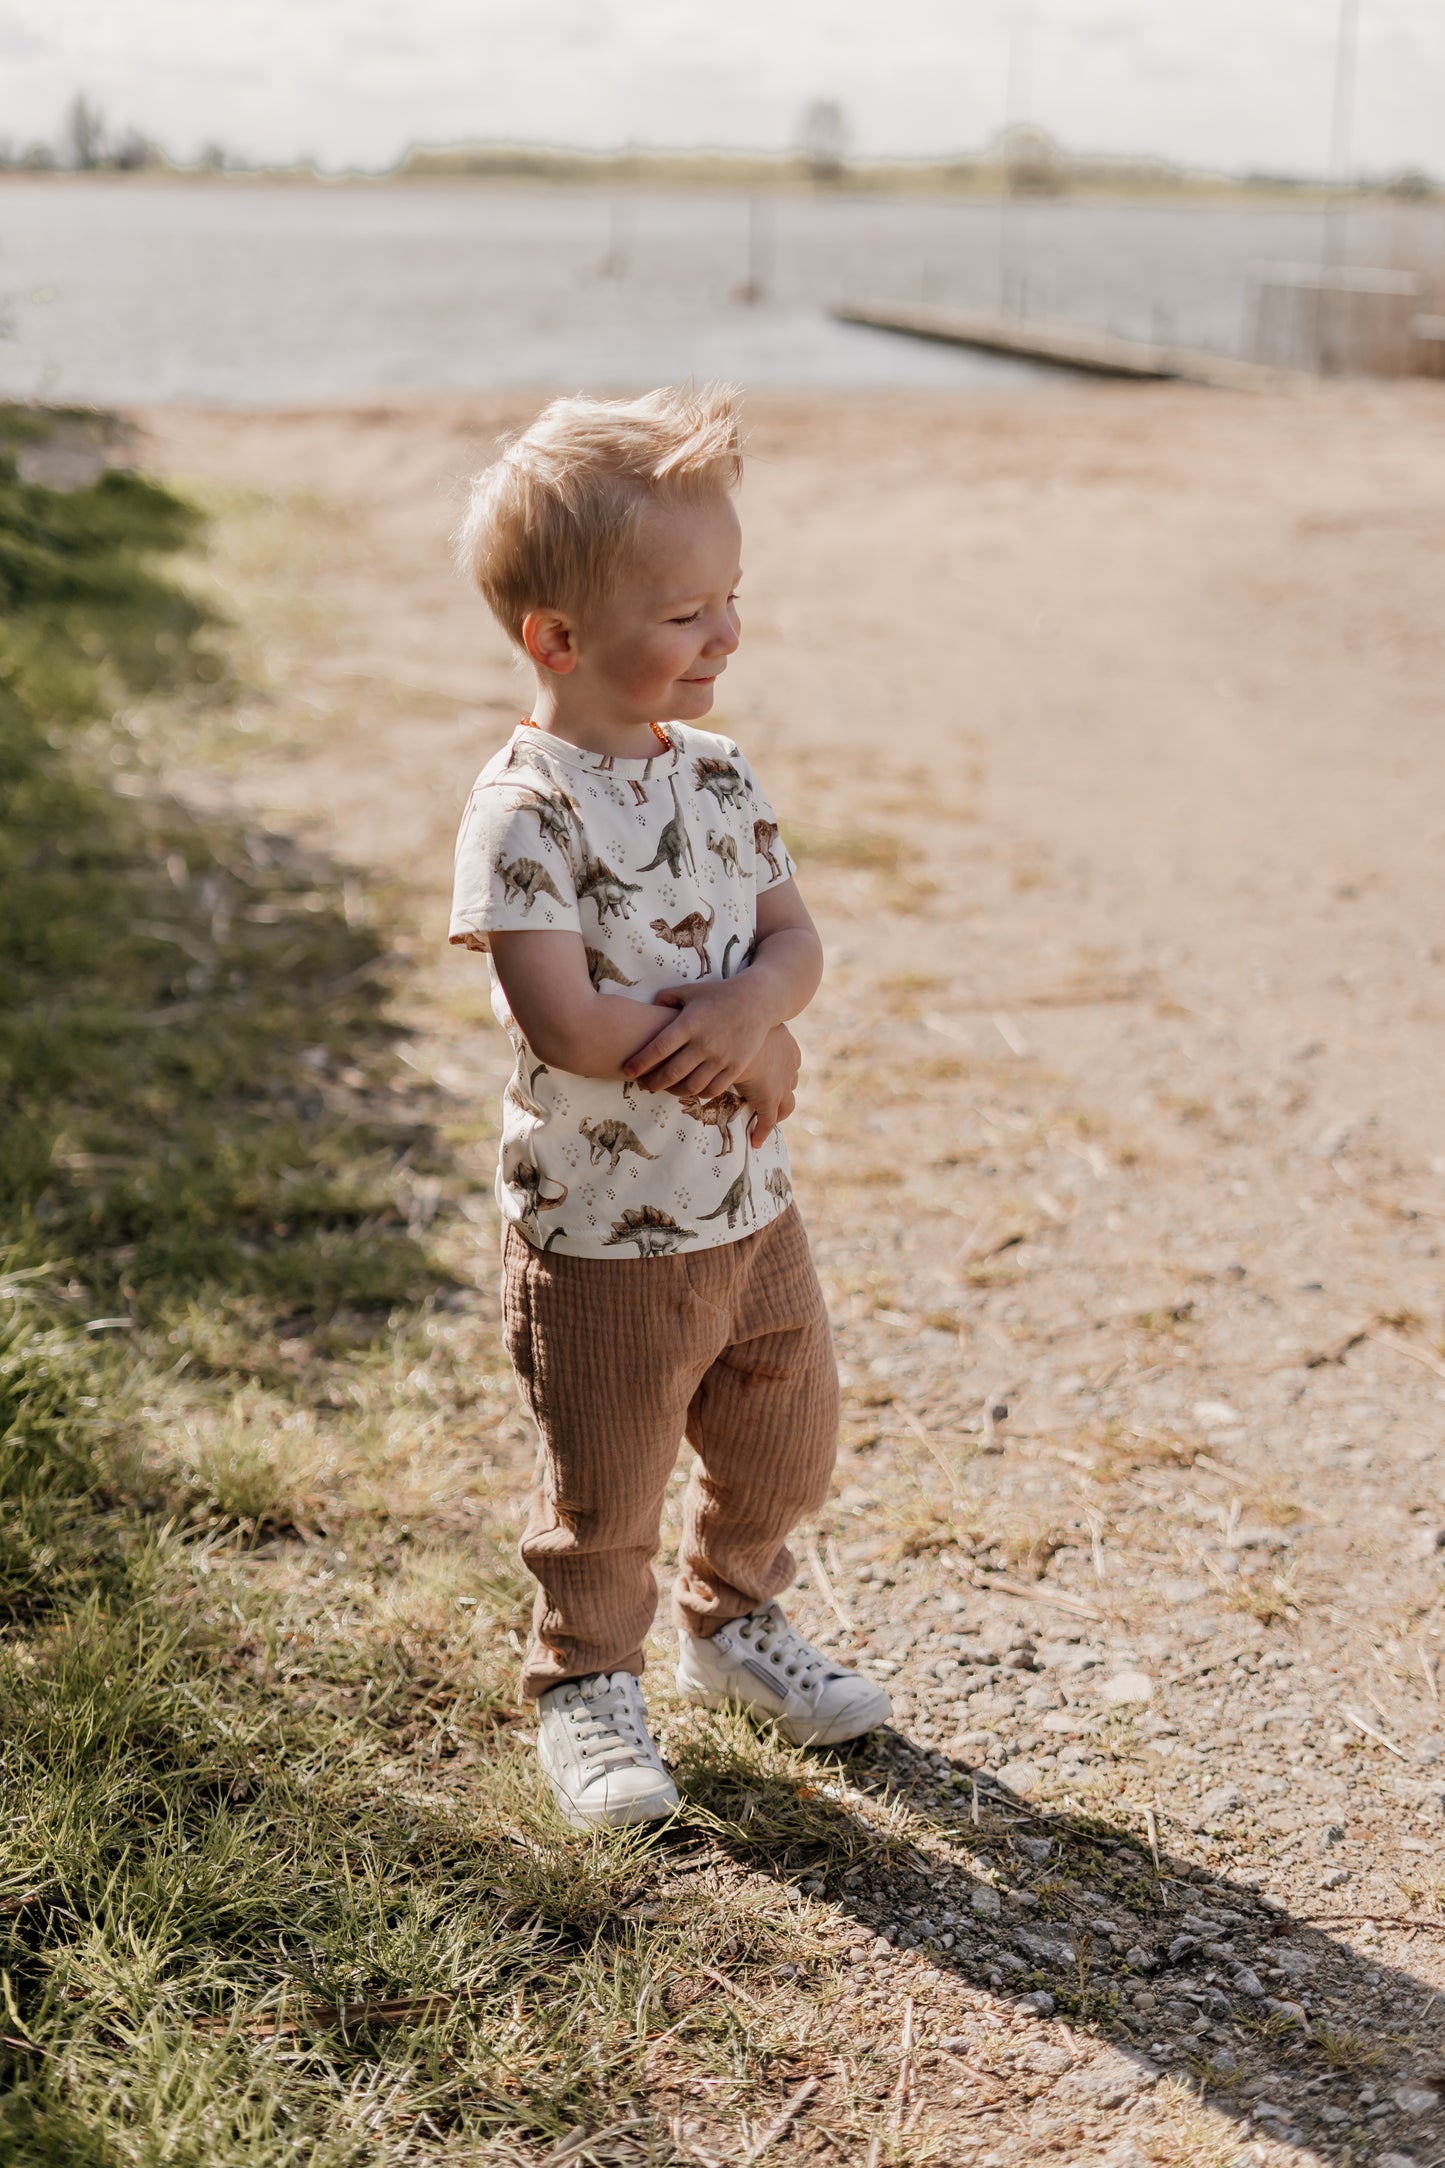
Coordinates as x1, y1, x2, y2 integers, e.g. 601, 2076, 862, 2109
1419, 1642, 1440, 1705
971, 1778, 980, 1826
973, 1574, 1104, 1622
740, 2077, 820, 2163
991, 1012, 1029, 1057
806, 1540, 856, 1633
1373, 1329, 1445, 1383
1340, 1706, 1409, 1761
699, 1962, 769, 2015
893, 1998, 916, 2128
1302, 1319, 1375, 1369
1297, 1914, 1445, 1933
901, 1409, 964, 1498
1144, 1804, 1162, 1874
539, 2121, 649, 2167
865, 2139, 883, 2168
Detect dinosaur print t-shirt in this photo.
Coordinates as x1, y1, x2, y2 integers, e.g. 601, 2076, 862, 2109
448, 720, 798, 1258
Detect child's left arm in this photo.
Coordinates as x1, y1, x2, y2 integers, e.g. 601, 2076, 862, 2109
623, 881, 823, 1104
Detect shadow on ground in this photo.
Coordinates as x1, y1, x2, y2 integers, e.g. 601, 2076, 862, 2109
673, 1718, 1445, 2162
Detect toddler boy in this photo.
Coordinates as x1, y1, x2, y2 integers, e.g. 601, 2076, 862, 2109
449, 385, 889, 1828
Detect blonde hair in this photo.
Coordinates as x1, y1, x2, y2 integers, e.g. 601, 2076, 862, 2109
457, 383, 742, 644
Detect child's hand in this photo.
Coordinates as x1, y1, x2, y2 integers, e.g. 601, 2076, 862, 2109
623, 979, 773, 1102
734, 1024, 801, 1148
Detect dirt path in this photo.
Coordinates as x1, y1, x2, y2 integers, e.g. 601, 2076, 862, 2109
138, 385, 1445, 2166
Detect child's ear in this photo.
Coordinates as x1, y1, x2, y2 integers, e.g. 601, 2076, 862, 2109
522, 609, 578, 676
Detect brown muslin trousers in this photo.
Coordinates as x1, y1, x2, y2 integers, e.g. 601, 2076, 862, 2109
502, 1205, 839, 1700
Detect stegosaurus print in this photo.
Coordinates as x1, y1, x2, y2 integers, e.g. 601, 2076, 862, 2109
576, 850, 642, 922
496, 856, 565, 913
603, 1205, 697, 1256
694, 756, 747, 809
578, 1117, 658, 1171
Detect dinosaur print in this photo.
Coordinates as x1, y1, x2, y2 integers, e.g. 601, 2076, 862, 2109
584, 945, 636, 989
754, 818, 784, 880
576, 852, 643, 922
707, 830, 740, 877
507, 1158, 569, 1242
578, 1117, 658, 1171
505, 1056, 550, 1121
496, 855, 566, 913
720, 935, 740, 979
694, 756, 747, 809
650, 902, 715, 978
699, 1165, 755, 1230
764, 1166, 793, 1208
677, 1088, 744, 1157
603, 1205, 697, 1257
507, 785, 579, 860
637, 773, 696, 880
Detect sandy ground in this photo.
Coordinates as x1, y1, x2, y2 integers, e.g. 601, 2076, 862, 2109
136, 383, 1445, 2165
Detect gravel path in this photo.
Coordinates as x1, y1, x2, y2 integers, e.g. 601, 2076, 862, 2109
138, 383, 1445, 2165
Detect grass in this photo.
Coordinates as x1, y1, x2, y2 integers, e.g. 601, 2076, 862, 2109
0, 414, 947, 2164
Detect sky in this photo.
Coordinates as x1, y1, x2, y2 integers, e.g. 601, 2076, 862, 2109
1, 0, 1440, 179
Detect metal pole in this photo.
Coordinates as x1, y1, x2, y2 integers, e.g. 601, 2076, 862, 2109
1319, 0, 1361, 371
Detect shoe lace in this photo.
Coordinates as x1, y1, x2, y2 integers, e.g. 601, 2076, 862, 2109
733, 1604, 836, 1694
560, 1675, 657, 1771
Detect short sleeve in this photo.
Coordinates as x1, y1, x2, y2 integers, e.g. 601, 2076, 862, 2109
448, 778, 583, 951
731, 748, 797, 893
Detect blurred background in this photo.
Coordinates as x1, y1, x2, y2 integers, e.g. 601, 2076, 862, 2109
2, 0, 1443, 400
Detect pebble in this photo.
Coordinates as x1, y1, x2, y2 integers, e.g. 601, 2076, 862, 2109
1395, 2088, 1441, 2117
1101, 1671, 1154, 1705
997, 1758, 1044, 1794
971, 1885, 1002, 1919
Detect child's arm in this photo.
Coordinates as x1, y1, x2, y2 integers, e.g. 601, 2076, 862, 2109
623, 881, 823, 1103
488, 930, 676, 1078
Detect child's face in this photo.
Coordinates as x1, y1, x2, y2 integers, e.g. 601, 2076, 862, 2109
577, 492, 742, 727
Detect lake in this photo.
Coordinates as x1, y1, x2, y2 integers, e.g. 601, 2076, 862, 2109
0, 177, 1438, 404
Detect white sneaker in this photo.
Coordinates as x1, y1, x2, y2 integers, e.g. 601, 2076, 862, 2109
676, 1600, 892, 1748
536, 1671, 680, 1831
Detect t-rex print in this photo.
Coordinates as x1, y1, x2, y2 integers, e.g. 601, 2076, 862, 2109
497, 855, 566, 913
505, 1055, 550, 1120
603, 1204, 697, 1256
764, 1166, 793, 1208
677, 1088, 744, 1157
637, 773, 696, 880
699, 1165, 755, 1230
584, 944, 636, 989
753, 819, 784, 880
507, 1158, 568, 1242
576, 852, 642, 923
694, 756, 747, 809
650, 902, 714, 978
578, 1116, 658, 1171
707, 830, 740, 878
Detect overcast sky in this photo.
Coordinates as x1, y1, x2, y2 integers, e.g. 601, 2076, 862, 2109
2, 0, 1441, 178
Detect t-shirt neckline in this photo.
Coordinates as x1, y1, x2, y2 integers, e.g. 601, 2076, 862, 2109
511, 721, 681, 776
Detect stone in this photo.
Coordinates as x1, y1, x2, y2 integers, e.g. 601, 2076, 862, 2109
1232, 1966, 1265, 1999
997, 1758, 1044, 1795
1016, 1836, 1053, 1864
1395, 2088, 1441, 2117
1102, 1671, 1154, 1705
1193, 1399, 1241, 1428
1062, 2047, 1160, 2109
1167, 1933, 1200, 1963
1124, 1944, 1156, 1972
1015, 1928, 1077, 1968
1195, 1784, 1244, 1825
970, 1885, 1002, 1919
1018, 1990, 1056, 2017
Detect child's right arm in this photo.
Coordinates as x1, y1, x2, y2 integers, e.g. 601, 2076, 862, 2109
488, 930, 671, 1078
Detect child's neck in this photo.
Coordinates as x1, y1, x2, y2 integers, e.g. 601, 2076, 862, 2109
529, 684, 666, 761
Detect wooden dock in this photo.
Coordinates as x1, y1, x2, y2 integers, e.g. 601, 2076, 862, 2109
834, 300, 1283, 391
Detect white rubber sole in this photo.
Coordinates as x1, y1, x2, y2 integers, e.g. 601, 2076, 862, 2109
676, 1674, 892, 1749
